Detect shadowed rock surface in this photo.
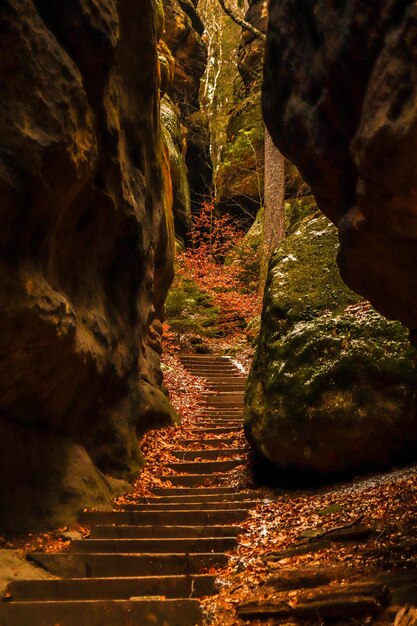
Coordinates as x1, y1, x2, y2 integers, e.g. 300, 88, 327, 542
161, 96, 191, 240
245, 214, 417, 475
161, 0, 212, 218
216, 0, 267, 219
0, 0, 177, 532
263, 1, 417, 329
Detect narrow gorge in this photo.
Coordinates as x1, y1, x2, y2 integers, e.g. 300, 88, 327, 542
1, 1, 417, 625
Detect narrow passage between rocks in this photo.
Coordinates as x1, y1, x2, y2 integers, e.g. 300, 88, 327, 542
0, 355, 256, 626
2, 355, 417, 626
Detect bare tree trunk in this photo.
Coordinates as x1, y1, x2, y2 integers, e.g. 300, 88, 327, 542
260, 127, 285, 290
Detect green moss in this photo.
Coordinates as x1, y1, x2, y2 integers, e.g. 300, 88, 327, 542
225, 207, 263, 286
165, 277, 221, 337
266, 213, 360, 330
245, 213, 417, 475
161, 97, 191, 239
285, 198, 318, 236
217, 93, 264, 204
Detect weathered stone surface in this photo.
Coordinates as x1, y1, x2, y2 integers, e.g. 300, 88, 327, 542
0, 550, 55, 597
238, 0, 267, 85
216, 0, 266, 218
263, 1, 417, 329
161, 96, 191, 240
185, 109, 213, 212
161, 0, 211, 219
0, 0, 177, 531
162, 0, 207, 116
245, 214, 417, 475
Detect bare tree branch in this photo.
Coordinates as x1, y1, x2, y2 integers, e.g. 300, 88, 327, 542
216, 0, 266, 40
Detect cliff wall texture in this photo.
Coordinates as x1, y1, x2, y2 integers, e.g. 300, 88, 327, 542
0, 0, 177, 532
263, 1, 417, 330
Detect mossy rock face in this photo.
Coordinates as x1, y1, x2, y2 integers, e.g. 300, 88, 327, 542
165, 278, 221, 337
245, 214, 417, 476
225, 207, 263, 287
216, 91, 264, 217
161, 96, 191, 240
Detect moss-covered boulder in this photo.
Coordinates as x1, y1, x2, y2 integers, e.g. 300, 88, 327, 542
225, 207, 263, 289
245, 214, 417, 476
165, 278, 222, 338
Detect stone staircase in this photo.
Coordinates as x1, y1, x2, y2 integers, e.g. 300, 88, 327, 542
0, 354, 255, 626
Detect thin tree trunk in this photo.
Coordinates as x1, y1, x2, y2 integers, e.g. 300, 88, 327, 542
260, 127, 285, 290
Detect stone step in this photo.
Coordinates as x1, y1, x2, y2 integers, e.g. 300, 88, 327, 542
195, 414, 243, 419
201, 401, 244, 408
195, 415, 243, 420
151, 486, 246, 496
6, 574, 217, 602
177, 438, 238, 447
90, 525, 244, 539
194, 421, 243, 426
194, 418, 243, 423
205, 385, 245, 391
194, 420, 243, 426
202, 380, 244, 385
203, 376, 246, 382
171, 448, 247, 460
206, 373, 247, 385
205, 379, 246, 393
193, 425, 242, 431
198, 403, 244, 408
196, 416, 243, 421
114, 501, 253, 511
189, 427, 242, 434
180, 355, 234, 361
0, 599, 202, 626
203, 390, 244, 395
189, 371, 238, 377
187, 363, 238, 376
80, 509, 248, 526
160, 474, 234, 487
202, 393, 244, 399
179, 355, 232, 360
200, 411, 244, 416
205, 386, 245, 390
134, 492, 256, 503
69, 537, 237, 553
27, 552, 228, 578
197, 405, 243, 410
167, 459, 245, 474
181, 356, 234, 361
196, 408, 243, 413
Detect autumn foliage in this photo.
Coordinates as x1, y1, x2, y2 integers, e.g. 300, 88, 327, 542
175, 201, 261, 336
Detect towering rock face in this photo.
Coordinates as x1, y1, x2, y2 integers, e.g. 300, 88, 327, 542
0, 0, 177, 532
216, 0, 267, 219
160, 0, 212, 218
263, 1, 417, 330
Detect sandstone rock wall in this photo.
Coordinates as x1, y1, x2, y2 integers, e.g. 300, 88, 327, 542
246, 214, 417, 476
263, 1, 417, 330
0, 0, 177, 532
160, 0, 212, 217
216, 0, 267, 219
